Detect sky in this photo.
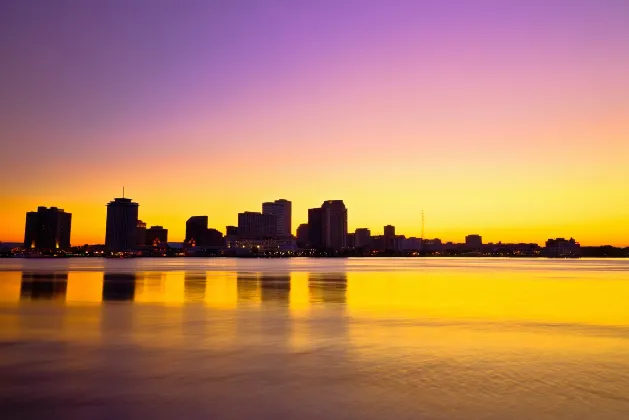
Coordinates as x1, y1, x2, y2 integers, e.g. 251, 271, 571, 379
1, 0, 628, 246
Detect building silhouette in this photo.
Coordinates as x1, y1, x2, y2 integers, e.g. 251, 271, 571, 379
307, 208, 324, 248
105, 197, 139, 252
237, 212, 277, 238
186, 216, 224, 247
384, 225, 396, 251
262, 199, 292, 237
24, 206, 72, 251
186, 216, 208, 245
544, 238, 581, 258
321, 200, 348, 250
146, 226, 168, 246
296, 223, 309, 248
465, 234, 483, 248
136, 220, 147, 247
354, 228, 371, 249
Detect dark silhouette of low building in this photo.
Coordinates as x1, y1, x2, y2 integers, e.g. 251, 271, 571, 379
296, 223, 309, 248
146, 226, 168, 246
24, 207, 72, 251
186, 216, 224, 247
465, 234, 483, 249
354, 228, 371, 249
136, 220, 147, 247
544, 238, 581, 257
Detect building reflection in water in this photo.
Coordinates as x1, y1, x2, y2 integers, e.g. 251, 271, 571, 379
102, 273, 136, 301
260, 274, 291, 304
308, 273, 347, 305
237, 273, 261, 305
20, 272, 68, 301
184, 272, 206, 303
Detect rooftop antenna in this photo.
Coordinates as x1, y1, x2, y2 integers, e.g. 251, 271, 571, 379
421, 209, 425, 241
122, 186, 125, 198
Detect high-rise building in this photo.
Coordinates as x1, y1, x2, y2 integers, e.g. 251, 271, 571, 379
136, 220, 147, 247
296, 223, 309, 248
237, 212, 277, 238
262, 199, 292, 237
146, 226, 168, 246
24, 206, 72, 250
186, 216, 209, 245
347, 233, 356, 249
354, 228, 371, 249
384, 225, 396, 250
105, 197, 139, 252
321, 200, 348, 250
307, 208, 324, 249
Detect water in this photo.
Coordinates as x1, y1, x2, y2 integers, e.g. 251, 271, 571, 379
1, 258, 628, 419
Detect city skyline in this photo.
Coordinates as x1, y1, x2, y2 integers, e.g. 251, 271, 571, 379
1, 1, 629, 246
6, 195, 615, 250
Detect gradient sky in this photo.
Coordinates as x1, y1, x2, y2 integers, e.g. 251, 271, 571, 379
1, 0, 628, 246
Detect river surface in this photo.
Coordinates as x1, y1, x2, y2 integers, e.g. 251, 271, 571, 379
1, 258, 628, 419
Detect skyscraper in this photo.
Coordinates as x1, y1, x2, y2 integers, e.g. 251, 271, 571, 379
262, 199, 292, 237
24, 206, 72, 250
321, 200, 348, 250
105, 197, 139, 252
307, 208, 324, 249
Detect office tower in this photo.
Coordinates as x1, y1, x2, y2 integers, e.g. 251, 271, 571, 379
136, 220, 147, 246
205, 228, 224, 247
23, 207, 72, 250
354, 228, 371, 248
307, 208, 324, 249
262, 199, 292, 237
321, 200, 348, 250
226, 226, 238, 236
237, 212, 277, 238
186, 216, 209, 245
146, 226, 168, 245
105, 197, 139, 252
465, 234, 483, 248
384, 225, 396, 250
296, 223, 309, 248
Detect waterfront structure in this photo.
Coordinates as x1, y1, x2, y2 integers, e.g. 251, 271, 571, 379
544, 238, 581, 258
146, 226, 168, 246
354, 228, 371, 249
136, 220, 147, 247
105, 197, 139, 252
24, 206, 72, 250
307, 208, 324, 248
226, 237, 296, 252
465, 234, 483, 248
237, 212, 277, 238
321, 200, 348, 250
262, 199, 292, 237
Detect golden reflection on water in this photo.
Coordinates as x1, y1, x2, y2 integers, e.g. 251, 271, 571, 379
1, 267, 628, 329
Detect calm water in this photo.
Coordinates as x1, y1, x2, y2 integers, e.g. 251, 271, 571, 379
1, 258, 628, 419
